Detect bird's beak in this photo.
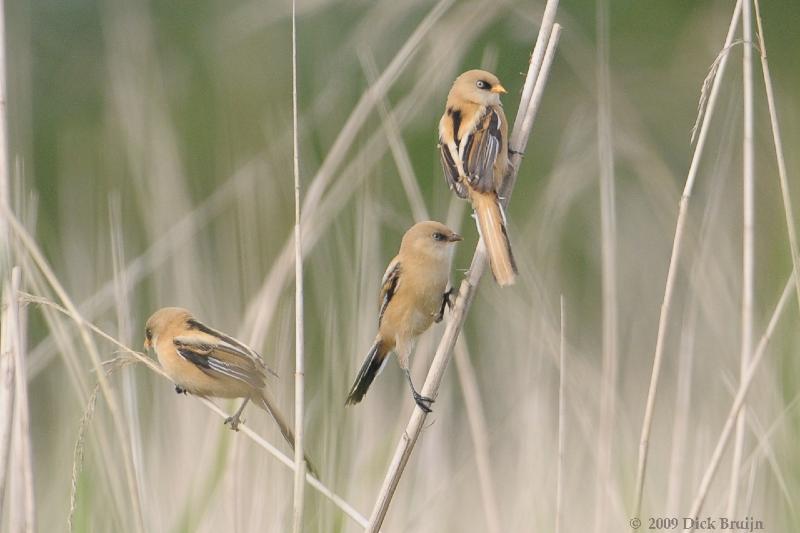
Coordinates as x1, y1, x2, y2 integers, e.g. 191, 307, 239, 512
144, 338, 151, 350
491, 84, 507, 94
448, 233, 463, 242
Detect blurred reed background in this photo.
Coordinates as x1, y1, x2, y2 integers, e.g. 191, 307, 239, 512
1, 0, 799, 531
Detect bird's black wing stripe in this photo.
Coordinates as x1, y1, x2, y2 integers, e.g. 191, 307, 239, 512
439, 141, 467, 199
449, 107, 462, 146
187, 318, 260, 360
176, 344, 262, 388
176, 344, 212, 370
379, 262, 401, 327
464, 108, 501, 193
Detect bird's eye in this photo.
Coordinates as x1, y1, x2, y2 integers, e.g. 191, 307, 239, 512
476, 80, 489, 90
432, 232, 445, 241
145, 328, 153, 341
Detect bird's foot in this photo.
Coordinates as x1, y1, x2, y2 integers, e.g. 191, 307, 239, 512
508, 148, 524, 157
175, 385, 187, 395
444, 287, 456, 310
434, 287, 456, 323
413, 392, 434, 413
224, 414, 243, 431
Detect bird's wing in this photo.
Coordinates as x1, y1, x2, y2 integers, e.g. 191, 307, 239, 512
439, 141, 468, 199
174, 329, 267, 390
186, 317, 278, 378
462, 106, 503, 194
378, 258, 402, 326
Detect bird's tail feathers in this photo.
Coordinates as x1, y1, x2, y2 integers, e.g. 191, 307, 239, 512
345, 339, 390, 406
470, 191, 517, 286
254, 390, 318, 476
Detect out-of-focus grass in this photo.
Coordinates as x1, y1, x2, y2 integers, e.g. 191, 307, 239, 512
2, 0, 800, 532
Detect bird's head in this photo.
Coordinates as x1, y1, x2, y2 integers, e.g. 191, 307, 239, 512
449, 69, 507, 106
144, 307, 192, 350
401, 220, 462, 260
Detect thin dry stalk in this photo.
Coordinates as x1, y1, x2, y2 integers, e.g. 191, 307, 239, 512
8, 268, 34, 533
1, 207, 146, 533
0, 273, 15, 524
199, 397, 371, 528
555, 295, 566, 533
594, 1, 618, 530
68, 356, 136, 533
21, 292, 371, 529
510, 0, 559, 143
242, 48, 464, 353
359, 52, 429, 222
453, 338, 501, 533
665, 304, 698, 515
687, 274, 795, 528
0, 0, 9, 239
244, 0, 455, 346
631, 0, 742, 521
728, 0, 755, 515
364, 20, 562, 532
690, 40, 744, 145
290, 0, 307, 529
752, 0, 800, 316
108, 199, 148, 528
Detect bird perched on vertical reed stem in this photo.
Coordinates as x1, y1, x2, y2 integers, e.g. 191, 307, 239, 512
345, 221, 462, 412
439, 69, 518, 286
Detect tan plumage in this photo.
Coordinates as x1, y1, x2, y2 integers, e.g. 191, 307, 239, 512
439, 69, 517, 286
345, 221, 462, 412
144, 307, 315, 473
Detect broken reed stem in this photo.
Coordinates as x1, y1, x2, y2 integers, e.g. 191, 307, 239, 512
728, 0, 755, 515
290, 0, 306, 530
19, 292, 370, 529
752, 0, 800, 317
687, 275, 795, 528
631, 0, 742, 522
364, 19, 562, 533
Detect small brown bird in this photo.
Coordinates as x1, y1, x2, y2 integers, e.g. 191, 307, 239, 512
144, 307, 315, 471
439, 69, 517, 286
345, 221, 462, 412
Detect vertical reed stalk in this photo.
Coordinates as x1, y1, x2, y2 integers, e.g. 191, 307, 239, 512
365, 17, 562, 532
728, 0, 754, 514
453, 338, 501, 533
555, 295, 566, 533
0, 0, 8, 243
688, 275, 795, 528
752, 0, 800, 315
291, 0, 307, 530
631, 0, 742, 521
594, 1, 618, 530
8, 268, 35, 532
0, 273, 13, 523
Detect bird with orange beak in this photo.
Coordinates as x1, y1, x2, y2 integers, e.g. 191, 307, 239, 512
439, 69, 517, 286
345, 221, 462, 412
